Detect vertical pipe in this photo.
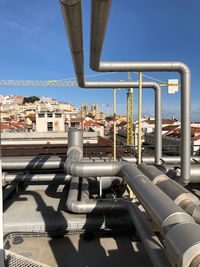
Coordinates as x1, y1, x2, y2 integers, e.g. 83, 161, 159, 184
0, 119, 3, 249
113, 88, 117, 160
138, 72, 142, 164
155, 88, 162, 165
181, 70, 191, 184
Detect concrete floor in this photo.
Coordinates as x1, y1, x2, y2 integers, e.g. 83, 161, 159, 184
8, 234, 152, 267
4, 184, 153, 266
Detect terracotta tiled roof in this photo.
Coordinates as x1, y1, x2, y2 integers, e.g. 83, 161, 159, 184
118, 121, 127, 127
144, 118, 177, 125
84, 120, 101, 127
191, 127, 200, 133
14, 96, 24, 99
0, 123, 11, 129
192, 135, 200, 141
162, 125, 180, 131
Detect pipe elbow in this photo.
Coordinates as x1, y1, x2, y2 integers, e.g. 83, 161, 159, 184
90, 61, 100, 72
60, 0, 81, 6
152, 82, 161, 92
77, 79, 85, 88
175, 62, 191, 75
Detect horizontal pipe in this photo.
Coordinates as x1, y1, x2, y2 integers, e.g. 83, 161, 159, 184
127, 203, 171, 267
3, 184, 16, 202
67, 176, 128, 213
2, 156, 200, 171
119, 164, 194, 235
166, 164, 200, 183
138, 163, 200, 227
67, 177, 170, 267
89, 0, 191, 185
66, 130, 194, 234
2, 173, 123, 189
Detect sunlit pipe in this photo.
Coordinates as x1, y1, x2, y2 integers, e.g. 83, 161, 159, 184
90, 0, 191, 184
64, 128, 200, 266
139, 163, 200, 227
2, 156, 200, 171
2, 173, 123, 190
65, 129, 194, 234
60, 0, 191, 183
60, 0, 162, 165
66, 176, 170, 267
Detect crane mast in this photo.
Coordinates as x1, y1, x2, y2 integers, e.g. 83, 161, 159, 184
126, 72, 134, 146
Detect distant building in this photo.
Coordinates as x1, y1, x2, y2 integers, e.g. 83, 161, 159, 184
36, 111, 65, 132
144, 125, 200, 156
81, 104, 88, 118
91, 104, 99, 119
83, 117, 104, 137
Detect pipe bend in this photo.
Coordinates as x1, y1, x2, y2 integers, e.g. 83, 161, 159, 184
172, 62, 190, 74
60, 0, 81, 6
151, 82, 161, 91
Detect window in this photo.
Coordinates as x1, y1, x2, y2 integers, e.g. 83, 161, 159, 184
47, 122, 53, 131
38, 113, 45, 118
55, 113, 62, 118
47, 113, 53, 118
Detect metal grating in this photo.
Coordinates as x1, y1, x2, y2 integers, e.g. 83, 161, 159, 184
2, 249, 50, 267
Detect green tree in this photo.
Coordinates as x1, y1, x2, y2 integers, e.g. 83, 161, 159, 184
23, 96, 40, 104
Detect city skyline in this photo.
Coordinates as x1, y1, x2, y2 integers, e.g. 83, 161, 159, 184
0, 1, 200, 119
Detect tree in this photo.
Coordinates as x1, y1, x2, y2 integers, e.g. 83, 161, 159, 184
23, 96, 40, 104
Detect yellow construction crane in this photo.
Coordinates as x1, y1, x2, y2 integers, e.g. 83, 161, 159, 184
126, 72, 134, 146
0, 80, 78, 87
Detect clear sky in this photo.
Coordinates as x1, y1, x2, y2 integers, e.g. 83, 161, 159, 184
0, 0, 200, 120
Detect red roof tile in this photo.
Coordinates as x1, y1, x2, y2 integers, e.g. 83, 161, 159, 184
192, 135, 200, 141
84, 120, 101, 127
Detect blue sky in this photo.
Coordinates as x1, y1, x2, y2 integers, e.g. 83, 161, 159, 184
0, 0, 200, 120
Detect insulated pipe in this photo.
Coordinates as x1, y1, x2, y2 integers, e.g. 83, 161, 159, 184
61, 0, 191, 183
64, 129, 200, 266
138, 163, 200, 205
66, 176, 128, 213
119, 164, 194, 235
166, 164, 200, 184
179, 200, 200, 225
2, 173, 72, 184
60, 1, 162, 165
127, 203, 171, 267
60, 0, 84, 85
2, 173, 123, 189
67, 176, 170, 267
65, 129, 194, 235
90, 1, 191, 184
138, 163, 200, 226
2, 156, 200, 171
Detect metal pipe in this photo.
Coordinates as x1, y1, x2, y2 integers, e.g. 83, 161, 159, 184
66, 176, 128, 213
138, 163, 200, 205
138, 72, 142, 164
90, 1, 191, 184
179, 200, 200, 225
63, 129, 200, 266
119, 164, 194, 235
60, 0, 163, 165
127, 203, 171, 267
65, 130, 193, 233
67, 176, 170, 267
3, 156, 200, 173
2, 172, 123, 190
61, 0, 191, 183
85, 81, 162, 165
138, 163, 200, 226
60, 0, 84, 86
113, 88, 117, 160
3, 184, 16, 202
166, 164, 200, 183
